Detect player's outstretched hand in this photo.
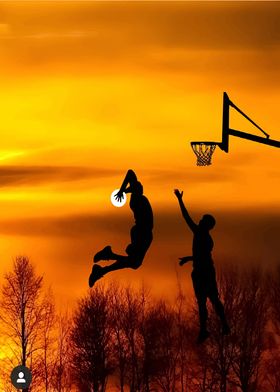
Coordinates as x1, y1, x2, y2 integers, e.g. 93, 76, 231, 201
174, 189, 183, 200
115, 190, 124, 203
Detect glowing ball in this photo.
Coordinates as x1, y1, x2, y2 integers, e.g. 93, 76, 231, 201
111, 189, 127, 207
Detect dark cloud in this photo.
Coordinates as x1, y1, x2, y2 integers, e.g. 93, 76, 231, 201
0, 207, 279, 269
1, 206, 277, 306
0, 165, 122, 187
145, 167, 241, 185
0, 212, 131, 238
0, 164, 245, 189
1, 2, 279, 80
156, 207, 280, 269
3, 2, 280, 50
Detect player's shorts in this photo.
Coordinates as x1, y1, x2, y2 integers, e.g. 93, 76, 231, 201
125, 225, 153, 269
191, 266, 219, 301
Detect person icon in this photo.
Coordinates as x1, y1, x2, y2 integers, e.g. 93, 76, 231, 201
11, 365, 32, 389
17, 371, 26, 384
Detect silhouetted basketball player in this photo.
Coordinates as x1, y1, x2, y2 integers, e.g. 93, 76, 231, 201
89, 170, 153, 287
174, 189, 230, 343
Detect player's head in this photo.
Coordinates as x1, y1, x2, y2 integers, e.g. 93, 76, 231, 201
199, 214, 216, 230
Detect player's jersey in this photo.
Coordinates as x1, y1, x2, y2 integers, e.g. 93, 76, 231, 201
130, 193, 153, 231
192, 227, 214, 271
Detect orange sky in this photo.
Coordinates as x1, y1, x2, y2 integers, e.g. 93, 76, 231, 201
0, 1, 279, 307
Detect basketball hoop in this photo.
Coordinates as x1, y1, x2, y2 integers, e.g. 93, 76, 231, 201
190, 93, 280, 167
191, 142, 217, 166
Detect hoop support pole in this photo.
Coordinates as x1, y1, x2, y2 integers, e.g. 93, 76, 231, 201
222, 92, 230, 152
229, 128, 280, 148
229, 99, 269, 138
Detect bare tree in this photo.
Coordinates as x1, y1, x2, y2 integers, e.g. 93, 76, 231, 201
202, 266, 239, 392
117, 286, 144, 392
230, 268, 268, 392
173, 282, 197, 392
70, 285, 114, 392
262, 264, 280, 392
38, 289, 56, 392
146, 300, 179, 392
52, 311, 73, 392
189, 300, 220, 392
0, 256, 52, 391
189, 265, 269, 392
270, 264, 280, 334
111, 285, 130, 392
138, 298, 166, 392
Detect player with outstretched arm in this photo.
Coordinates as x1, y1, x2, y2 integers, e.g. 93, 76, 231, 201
174, 188, 230, 343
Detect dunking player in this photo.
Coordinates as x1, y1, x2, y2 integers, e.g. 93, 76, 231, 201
174, 189, 230, 343
89, 170, 153, 287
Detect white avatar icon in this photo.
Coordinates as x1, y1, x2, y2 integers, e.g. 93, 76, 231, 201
11, 365, 32, 389
17, 372, 26, 384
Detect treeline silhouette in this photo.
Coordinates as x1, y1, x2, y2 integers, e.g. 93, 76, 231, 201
0, 257, 280, 392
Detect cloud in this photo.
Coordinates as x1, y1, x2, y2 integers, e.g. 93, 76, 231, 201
145, 167, 241, 185
1, 2, 279, 79
0, 207, 278, 306
0, 208, 279, 269
23, 31, 96, 40
0, 163, 246, 190
4, 2, 279, 50
0, 212, 131, 238
0, 166, 122, 187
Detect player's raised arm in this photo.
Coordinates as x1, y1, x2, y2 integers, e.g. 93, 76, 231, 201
174, 189, 197, 232
115, 169, 138, 202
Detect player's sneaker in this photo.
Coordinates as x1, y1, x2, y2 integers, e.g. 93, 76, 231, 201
89, 265, 104, 288
94, 246, 112, 263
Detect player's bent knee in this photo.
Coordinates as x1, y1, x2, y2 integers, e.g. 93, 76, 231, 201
131, 257, 144, 270
126, 244, 134, 255
131, 261, 143, 270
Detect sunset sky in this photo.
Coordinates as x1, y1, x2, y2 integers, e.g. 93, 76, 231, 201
0, 1, 279, 307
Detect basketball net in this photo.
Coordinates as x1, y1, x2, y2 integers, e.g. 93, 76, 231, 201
191, 142, 216, 166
